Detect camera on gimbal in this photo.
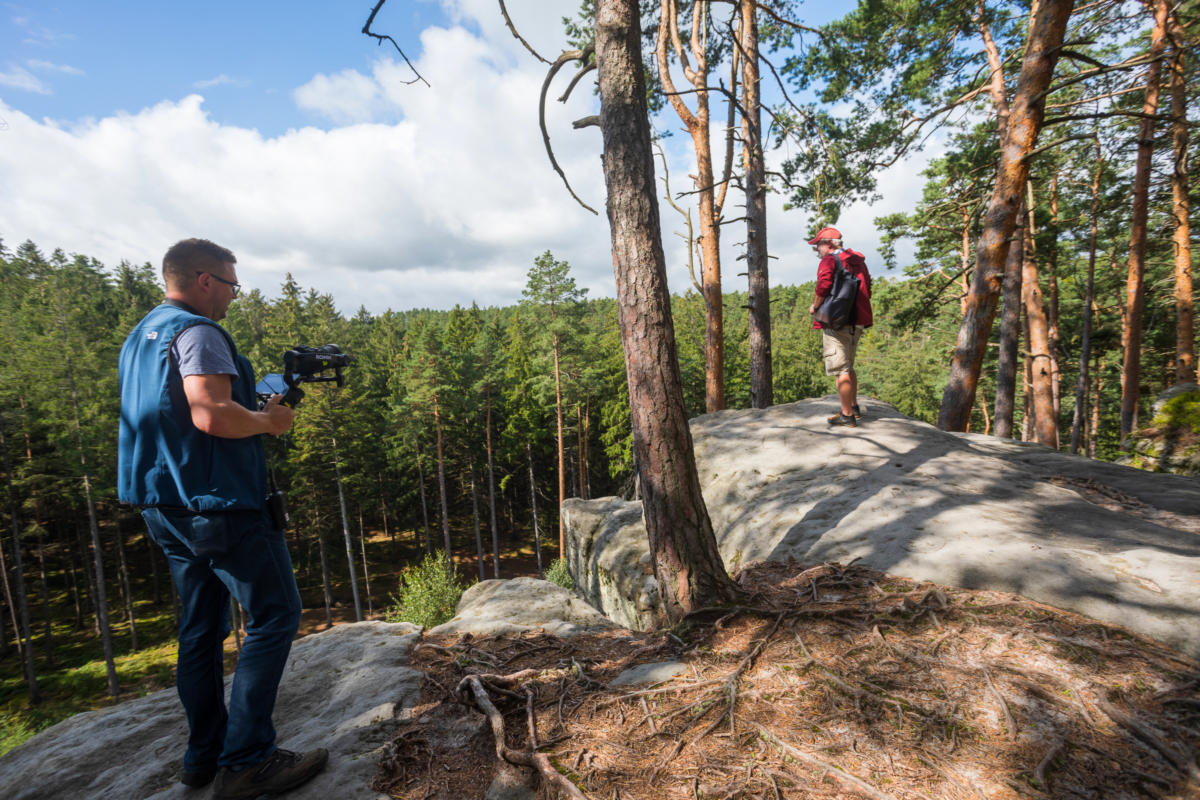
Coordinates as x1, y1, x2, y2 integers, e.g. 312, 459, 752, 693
255, 344, 353, 408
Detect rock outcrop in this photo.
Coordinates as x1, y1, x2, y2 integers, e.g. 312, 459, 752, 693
0, 621, 423, 800
430, 576, 616, 637
564, 398, 1200, 657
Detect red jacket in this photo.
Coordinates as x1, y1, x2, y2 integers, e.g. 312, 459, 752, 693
813, 248, 873, 330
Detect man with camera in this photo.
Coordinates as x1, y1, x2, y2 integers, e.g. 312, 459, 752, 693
118, 238, 327, 798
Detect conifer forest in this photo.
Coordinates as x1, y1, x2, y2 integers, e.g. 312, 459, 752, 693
0, 0, 1196, 752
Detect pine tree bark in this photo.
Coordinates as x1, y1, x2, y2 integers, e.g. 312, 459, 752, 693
1121, 0, 1170, 438
416, 450, 432, 556
1168, 17, 1194, 385
596, 0, 741, 622
112, 510, 138, 651
741, 0, 772, 409
553, 334, 566, 558
316, 521, 333, 629
938, 0, 1075, 431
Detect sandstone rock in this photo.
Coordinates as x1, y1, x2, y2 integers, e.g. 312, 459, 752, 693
0, 621, 423, 800
429, 576, 617, 637
564, 398, 1200, 657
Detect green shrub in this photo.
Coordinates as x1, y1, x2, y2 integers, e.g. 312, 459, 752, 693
1158, 392, 1200, 432
385, 553, 467, 629
545, 558, 574, 590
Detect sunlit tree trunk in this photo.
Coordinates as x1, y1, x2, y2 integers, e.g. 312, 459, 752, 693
1121, 0, 1170, 439
1168, 18, 1194, 385
597, 0, 741, 621
1021, 184, 1058, 448
526, 443, 543, 578
433, 397, 451, 557
938, 0, 1075, 431
656, 0, 726, 412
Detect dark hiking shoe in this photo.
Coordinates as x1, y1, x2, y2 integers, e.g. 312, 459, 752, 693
180, 763, 217, 788
828, 413, 857, 427
212, 748, 329, 799
852, 404, 863, 419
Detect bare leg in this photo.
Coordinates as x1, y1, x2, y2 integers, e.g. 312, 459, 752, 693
837, 370, 856, 416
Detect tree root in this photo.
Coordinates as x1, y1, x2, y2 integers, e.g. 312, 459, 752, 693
457, 673, 590, 800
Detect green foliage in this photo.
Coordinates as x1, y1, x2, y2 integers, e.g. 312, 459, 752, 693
1156, 393, 1200, 434
385, 553, 469, 629
545, 557, 574, 590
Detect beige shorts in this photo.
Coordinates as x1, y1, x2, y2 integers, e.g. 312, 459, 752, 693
822, 326, 861, 376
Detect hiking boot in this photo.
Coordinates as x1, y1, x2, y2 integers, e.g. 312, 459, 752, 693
212, 748, 329, 799
852, 404, 863, 419
827, 413, 857, 427
180, 763, 217, 788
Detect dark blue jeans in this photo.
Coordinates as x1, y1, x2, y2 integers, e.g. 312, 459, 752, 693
143, 507, 302, 771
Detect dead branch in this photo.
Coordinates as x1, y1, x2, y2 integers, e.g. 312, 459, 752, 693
362, 0, 430, 87
457, 674, 590, 800
498, 0, 551, 64
539, 46, 599, 215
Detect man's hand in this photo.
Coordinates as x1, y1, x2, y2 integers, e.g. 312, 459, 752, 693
184, 374, 295, 438
260, 394, 295, 436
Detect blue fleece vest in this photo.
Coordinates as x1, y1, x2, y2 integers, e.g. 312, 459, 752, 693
117, 304, 267, 511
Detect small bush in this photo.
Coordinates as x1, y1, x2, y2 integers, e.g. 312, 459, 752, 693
385, 553, 467, 629
545, 558, 573, 590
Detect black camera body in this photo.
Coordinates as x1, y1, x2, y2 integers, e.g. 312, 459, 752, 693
256, 344, 353, 408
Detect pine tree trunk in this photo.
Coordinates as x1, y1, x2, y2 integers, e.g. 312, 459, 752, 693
112, 510, 138, 651
656, 0, 723, 412
147, 532, 162, 606
357, 506, 373, 616
1071, 135, 1103, 454
1047, 176, 1062, 420
331, 436, 363, 622
1090, 356, 1102, 459
1121, 0, 1170, 439
742, 0, 772, 409
433, 398, 451, 558
1022, 184, 1058, 448
416, 451, 432, 556
553, 335, 566, 558
526, 443, 543, 578
1168, 22, 1194, 385
596, 0, 741, 621
317, 521, 333, 630
1, 417, 39, 702
485, 390, 500, 577
34, 529, 54, 666
938, 0, 1075, 430
470, 472, 484, 581
994, 209, 1024, 439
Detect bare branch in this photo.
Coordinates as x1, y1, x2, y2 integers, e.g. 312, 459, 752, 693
498, 0, 551, 64
572, 115, 601, 129
559, 62, 598, 104
362, 0, 430, 87
655, 142, 703, 294
539, 47, 599, 215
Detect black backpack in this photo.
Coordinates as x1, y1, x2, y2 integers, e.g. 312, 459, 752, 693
812, 253, 861, 330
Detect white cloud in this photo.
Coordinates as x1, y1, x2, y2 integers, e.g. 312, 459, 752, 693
293, 67, 385, 124
0, 65, 50, 94
27, 59, 84, 75
0, 15, 611, 314
193, 74, 248, 89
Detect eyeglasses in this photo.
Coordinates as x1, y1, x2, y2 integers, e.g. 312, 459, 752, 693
196, 271, 241, 297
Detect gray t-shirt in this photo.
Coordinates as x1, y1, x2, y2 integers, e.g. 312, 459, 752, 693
171, 323, 237, 378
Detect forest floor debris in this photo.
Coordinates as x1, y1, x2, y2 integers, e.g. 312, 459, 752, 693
373, 560, 1200, 800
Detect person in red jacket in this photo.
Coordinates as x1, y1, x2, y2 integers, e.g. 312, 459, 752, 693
807, 227, 873, 427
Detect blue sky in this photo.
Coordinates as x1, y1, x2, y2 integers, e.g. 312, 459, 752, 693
1, 0, 923, 313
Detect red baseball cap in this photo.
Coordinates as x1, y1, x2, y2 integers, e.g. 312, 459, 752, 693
807, 226, 842, 245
